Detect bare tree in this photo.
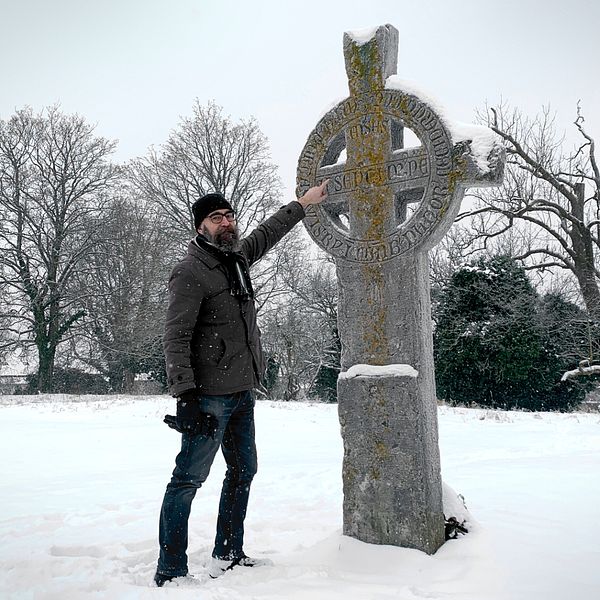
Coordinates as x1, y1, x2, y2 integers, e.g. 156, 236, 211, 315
0, 277, 13, 365
457, 102, 600, 323
130, 100, 282, 240
260, 303, 313, 401
260, 254, 340, 401
129, 100, 294, 312
71, 188, 174, 392
429, 223, 482, 291
0, 106, 117, 391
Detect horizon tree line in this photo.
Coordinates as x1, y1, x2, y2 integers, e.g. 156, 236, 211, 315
0, 98, 598, 406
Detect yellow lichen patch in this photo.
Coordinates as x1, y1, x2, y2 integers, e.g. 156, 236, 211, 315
447, 156, 467, 195
347, 40, 383, 95
344, 39, 397, 244
348, 139, 395, 246
374, 441, 390, 460
361, 262, 389, 363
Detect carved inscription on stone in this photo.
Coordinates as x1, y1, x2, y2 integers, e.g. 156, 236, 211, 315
323, 148, 428, 199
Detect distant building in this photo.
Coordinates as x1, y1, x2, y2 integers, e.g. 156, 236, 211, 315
0, 374, 28, 395
0, 355, 29, 395
581, 388, 600, 412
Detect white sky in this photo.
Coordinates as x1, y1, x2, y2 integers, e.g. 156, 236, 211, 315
1, 0, 599, 198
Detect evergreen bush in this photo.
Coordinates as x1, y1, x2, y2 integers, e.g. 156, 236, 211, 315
434, 255, 587, 411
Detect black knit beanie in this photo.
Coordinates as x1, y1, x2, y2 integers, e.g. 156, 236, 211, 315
192, 193, 233, 230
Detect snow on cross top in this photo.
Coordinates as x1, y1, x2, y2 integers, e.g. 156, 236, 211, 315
385, 75, 503, 175
346, 26, 379, 45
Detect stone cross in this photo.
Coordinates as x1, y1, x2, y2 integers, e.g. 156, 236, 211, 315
297, 24, 504, 554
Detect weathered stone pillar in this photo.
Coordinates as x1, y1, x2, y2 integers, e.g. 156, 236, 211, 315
296, 24, 505, 553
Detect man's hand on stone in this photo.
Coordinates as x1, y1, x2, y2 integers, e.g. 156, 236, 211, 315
298, 179, 329, 209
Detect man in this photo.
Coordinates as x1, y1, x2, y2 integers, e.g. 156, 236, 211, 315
154, 181, 328, 587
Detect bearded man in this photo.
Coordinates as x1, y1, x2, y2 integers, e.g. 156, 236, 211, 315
154, 182, 328, 587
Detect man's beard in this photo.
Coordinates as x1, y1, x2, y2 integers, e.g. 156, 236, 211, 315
204, 227, 240, 252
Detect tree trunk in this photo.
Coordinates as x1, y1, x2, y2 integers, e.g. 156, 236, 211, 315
571, 184, 600, 322
37, 344, 57, 393
123, 369, 136, 394
574, 266, 600, 322
107, 363, 123, 393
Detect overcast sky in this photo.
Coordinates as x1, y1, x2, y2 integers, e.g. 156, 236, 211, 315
1, 0, 598, 197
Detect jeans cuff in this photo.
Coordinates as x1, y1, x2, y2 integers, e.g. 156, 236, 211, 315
156, 569, 188, 577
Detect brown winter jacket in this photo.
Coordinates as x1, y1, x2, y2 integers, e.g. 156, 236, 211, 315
164, 201, 306, 397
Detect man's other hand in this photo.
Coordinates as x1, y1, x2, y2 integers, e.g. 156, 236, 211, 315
162, 391, 219, 438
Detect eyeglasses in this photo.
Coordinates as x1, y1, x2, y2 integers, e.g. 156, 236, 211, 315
207, 210, 236, 224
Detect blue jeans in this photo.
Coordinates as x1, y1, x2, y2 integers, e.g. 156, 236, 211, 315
157, 391, 257, 577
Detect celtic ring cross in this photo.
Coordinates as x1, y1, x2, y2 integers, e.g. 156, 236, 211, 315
297, 24, 503, 263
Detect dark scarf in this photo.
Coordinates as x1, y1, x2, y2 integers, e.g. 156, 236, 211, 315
195, 234, 255, 301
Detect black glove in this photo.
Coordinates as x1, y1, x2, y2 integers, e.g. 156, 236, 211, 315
163, 391, 219, 438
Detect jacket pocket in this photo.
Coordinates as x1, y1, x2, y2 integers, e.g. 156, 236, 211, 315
217, 339, 247, 369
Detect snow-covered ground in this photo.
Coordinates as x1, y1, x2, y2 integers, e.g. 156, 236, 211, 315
1, 395, 599, 599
